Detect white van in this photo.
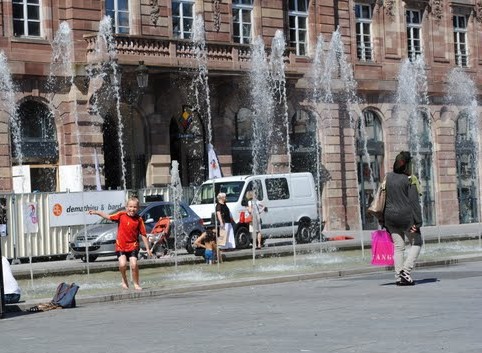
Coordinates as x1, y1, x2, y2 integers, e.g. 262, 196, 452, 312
189, 172, 321, 249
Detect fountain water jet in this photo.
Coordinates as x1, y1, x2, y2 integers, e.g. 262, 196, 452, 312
48, 21, 85, 189
395, 57, 430, 233
250, 36, 274, 175
445, 68, 481, 245
90, 16, 126, 190
170, 160, 184, 270
0, 53, 21, 165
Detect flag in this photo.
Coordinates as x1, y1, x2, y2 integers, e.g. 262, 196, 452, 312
94, 149, 102, 191
208, 143, 222, 179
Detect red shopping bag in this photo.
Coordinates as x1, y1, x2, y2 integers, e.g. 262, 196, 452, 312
239, 211, 252, 223
371, 230, 394, 266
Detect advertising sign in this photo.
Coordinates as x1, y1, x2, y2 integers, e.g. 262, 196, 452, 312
48, 191, 126, 227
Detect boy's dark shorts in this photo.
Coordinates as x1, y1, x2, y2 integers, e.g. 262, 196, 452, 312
116, 250, 139, 259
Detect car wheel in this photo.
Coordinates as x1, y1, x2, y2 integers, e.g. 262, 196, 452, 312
296, 221, 312, 244
80, 255, 98, 263
235, 226, 251, 249
185, 231, 201, 254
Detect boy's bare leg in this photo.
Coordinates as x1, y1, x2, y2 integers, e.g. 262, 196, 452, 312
118, 255, 129, 289
130, 256, 142, 290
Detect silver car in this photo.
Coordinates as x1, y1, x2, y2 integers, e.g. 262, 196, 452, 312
69, 201, 205, 262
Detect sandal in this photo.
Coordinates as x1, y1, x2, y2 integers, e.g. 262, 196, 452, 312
28, 306, 41, 312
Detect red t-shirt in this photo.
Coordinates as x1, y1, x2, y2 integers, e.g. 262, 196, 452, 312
109, 211, 146, 252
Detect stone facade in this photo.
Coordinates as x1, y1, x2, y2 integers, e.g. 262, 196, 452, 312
0, 0, 480, 232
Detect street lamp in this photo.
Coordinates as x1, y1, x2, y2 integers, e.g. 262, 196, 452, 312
135, 61, 149, 90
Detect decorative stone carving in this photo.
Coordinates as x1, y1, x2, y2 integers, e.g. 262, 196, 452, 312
429, 0, 444, 21
376, 0, 396, 19
149, 0, 160, 26
213, 0, 221, 32
476, 1, 482, 23
385, 0, 396, 18
375, 0, 384, 10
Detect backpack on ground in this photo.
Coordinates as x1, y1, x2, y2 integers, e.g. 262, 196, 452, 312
28, 282, 80, 312
51, 282, 80, 308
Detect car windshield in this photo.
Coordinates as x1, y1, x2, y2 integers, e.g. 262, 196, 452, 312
95, 206, 148, 224
191, 181, 245, 204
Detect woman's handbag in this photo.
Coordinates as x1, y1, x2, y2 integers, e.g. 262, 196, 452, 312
371, 230, 394, 266
239, 210, 252, 224
367, 176, 387, 221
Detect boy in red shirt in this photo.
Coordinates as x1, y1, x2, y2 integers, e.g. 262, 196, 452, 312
89, 197, 152, 290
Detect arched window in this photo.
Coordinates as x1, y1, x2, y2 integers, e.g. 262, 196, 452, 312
455, 111, 479, 223
291, 109, 318, 173
11, 100, 58, 192
408, 110, 435, 226
232, 108, 254, 175
356, 110, 384, 230
290, 109, 329, 202
169, 107, 206, 186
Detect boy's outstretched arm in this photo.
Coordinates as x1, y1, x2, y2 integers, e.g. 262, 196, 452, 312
88, 209, 110, 219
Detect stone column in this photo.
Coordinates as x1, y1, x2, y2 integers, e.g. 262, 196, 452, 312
0, 112, 12, 191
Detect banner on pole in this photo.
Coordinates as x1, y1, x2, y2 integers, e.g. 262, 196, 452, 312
208, 143, 222, 179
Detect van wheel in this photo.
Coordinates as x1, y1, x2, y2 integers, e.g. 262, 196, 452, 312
296, 221, 312, 244
80, 255, 98, 263
235, 226, 251, 249
186, 231, 201, 254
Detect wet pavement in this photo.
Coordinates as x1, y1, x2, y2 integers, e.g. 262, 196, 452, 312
3, 233, 482, 312
2, 253, 482, 353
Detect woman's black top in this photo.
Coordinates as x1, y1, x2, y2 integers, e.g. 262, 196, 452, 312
216, 203, 231, 223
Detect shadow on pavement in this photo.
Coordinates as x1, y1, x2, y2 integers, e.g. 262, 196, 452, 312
381, 277, 439, 286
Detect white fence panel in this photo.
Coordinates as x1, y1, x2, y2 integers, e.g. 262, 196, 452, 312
0, 187, 196, 260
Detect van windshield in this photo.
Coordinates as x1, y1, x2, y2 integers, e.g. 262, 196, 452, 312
191, 181, 245, 204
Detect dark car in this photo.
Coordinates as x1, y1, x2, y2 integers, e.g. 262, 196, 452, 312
70, 201, 204, 262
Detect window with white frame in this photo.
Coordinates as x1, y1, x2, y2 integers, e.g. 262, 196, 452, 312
12, 0, 41, 37
173, 0, 194, 39
288, 0, 308, 56
453, 15, 468, 67
355, 3, 373, 61
232, 0, 253, 44
406, 9, 422, 61
106, 0, 129, 34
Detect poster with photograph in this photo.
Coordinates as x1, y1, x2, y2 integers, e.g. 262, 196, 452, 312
24, 202, 39, 234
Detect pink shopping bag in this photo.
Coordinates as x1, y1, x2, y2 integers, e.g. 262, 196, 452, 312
371, 229, 394, 266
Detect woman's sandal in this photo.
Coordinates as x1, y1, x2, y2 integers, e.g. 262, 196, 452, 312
28, 306, 41, 312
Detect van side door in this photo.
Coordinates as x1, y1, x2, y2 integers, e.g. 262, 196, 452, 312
261, 177, 291, 237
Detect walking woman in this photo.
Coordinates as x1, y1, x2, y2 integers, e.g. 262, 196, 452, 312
383, 151, 423, 286
216, 192, 236, 250
246, 190, 266, 249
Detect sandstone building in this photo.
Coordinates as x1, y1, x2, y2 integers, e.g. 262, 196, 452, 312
0, 0, 481, 232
